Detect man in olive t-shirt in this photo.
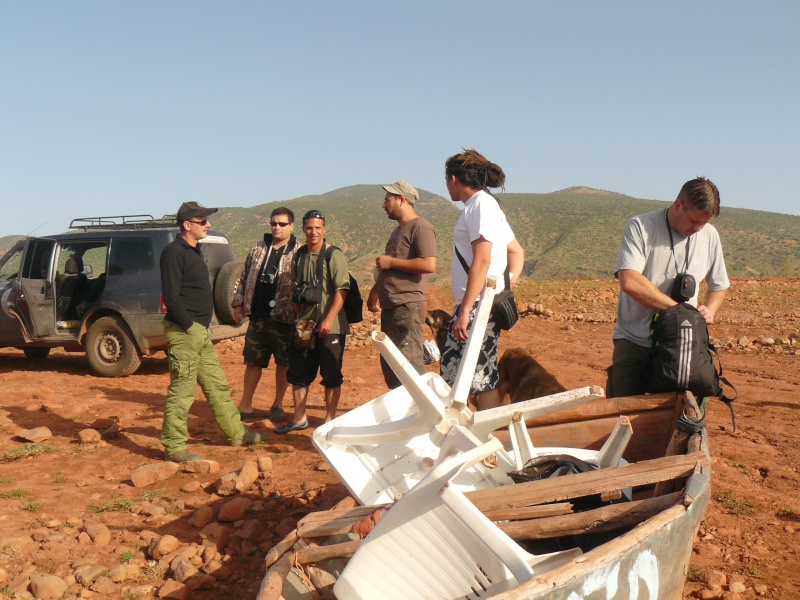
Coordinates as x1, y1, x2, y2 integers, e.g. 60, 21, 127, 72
368, 181, 438, 389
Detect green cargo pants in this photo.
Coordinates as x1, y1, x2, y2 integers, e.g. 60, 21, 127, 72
161, 320, 245, 454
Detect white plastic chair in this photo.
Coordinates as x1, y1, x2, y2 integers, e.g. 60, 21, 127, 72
334, 438, 581, 600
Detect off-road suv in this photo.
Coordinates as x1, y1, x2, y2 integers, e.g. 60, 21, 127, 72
0, 214, 246, 376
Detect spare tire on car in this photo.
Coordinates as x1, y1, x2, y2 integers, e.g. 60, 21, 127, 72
214, 260, 245, 326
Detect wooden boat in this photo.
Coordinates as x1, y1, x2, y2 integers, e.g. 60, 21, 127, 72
257, 283, 710, 599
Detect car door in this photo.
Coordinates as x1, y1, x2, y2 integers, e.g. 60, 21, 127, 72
7, 238, 57, 340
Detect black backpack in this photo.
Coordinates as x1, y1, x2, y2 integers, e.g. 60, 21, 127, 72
644, 302, 737, 428
293, 243, 362, 324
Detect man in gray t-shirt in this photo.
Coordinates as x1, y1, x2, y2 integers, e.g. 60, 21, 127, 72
368, 181, 437, 389
609, 177, 730, 398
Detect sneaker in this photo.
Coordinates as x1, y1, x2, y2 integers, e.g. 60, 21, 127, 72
165, 449, 203, 463
231, 428, 264, 447
274, 420, 310, 434
267, 406, 285, 422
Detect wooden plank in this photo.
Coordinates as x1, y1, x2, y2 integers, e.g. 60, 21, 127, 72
465, 451, 707, 512
522, 393, 677, 427
297, 505, 383, 538
655, 393, 699, 497
496, 491, 682, 540
481, 502, 573, 522
264, 529, 298, 569
295, 540, 362, 564
256, 551, 292, 600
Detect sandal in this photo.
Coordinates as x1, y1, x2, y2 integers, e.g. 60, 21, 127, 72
267, 406, 285, 423
274, 420, 310, 434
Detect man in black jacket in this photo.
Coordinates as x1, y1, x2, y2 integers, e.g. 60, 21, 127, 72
160, 201, 262, 463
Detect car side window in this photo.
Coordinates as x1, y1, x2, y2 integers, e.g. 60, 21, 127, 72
21, 241, 54, 280
0, 247, 23, 281
108, 238, 155, 276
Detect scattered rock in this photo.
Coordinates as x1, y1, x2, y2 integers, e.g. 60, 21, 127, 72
257, 456, 273, 472
754, 336, 774, 346
219, 497, 251, 522
199, 523, 230, 551
729, 581, 746, 593
235, 460, 259, 492
149, 534, 181, 559
706, 569, 727, 592
83, 521, 112, 546
77, 429, 102, 444
132, 462, 180, 488
30, 575, 67, 600
15, 426, 52, 442
188, 506, 214, 528
737, 336, 751, 347
181, 481, 202, 493
90, 576, 117, 594
0, 535, 34, 550
182, 460, 220, 474
158, 579, 187, 599
75, 565, 106, 587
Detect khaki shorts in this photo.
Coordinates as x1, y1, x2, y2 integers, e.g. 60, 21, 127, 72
243, 317, 293, 367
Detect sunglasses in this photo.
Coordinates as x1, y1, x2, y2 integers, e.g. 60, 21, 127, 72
302, 210, 325, 222
270, 221, 292, 227
188, 219, 209, 226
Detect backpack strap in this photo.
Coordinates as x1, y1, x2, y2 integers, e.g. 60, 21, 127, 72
709, 342, 737, 432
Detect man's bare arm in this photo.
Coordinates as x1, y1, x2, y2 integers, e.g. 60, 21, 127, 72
375, 255, 437, 274
698, 289, 727, 324
617, 269, 677, 312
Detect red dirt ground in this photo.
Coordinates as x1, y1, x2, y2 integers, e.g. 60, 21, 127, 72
0, 278, 798, 599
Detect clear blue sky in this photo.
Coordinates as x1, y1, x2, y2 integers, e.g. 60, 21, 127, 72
2, 2, 798, 238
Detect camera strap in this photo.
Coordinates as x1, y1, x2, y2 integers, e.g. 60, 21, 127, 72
665, 207, 690, 275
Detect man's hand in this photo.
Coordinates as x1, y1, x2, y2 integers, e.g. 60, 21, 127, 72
367, 286, 380, 313
233, 306, 244, 323
317, 316, 334, 338
375, 255, 393, 271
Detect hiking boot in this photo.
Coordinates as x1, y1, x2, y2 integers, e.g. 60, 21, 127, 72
165, 449, 203, 463
267, 406, 285, 422
231, 428, 264, 447
274, 420, 310, 434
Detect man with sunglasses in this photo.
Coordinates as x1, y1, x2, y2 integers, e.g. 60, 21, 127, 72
160, 201, 262, 463
232, 207, 299, 423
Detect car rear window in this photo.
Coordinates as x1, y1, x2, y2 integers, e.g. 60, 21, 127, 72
108, 238, 155, 276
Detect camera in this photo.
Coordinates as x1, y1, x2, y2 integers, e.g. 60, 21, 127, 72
671, 272, 697, 302
292, 283, 318, 304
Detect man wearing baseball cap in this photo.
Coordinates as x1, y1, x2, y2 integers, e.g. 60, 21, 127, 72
160, 201, 263, 462
367, 182, 438, 389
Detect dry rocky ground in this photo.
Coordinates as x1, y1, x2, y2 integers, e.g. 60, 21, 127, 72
0, 278, 798, 600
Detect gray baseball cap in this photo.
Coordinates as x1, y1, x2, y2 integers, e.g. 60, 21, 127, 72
382, 181, 419, 205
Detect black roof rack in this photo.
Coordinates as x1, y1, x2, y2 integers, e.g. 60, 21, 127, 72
69, 214, 179, 231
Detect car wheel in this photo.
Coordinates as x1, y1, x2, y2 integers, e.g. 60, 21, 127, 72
214, 260, 245, 326
22, 347, 51, 360
85, 316, 142, 377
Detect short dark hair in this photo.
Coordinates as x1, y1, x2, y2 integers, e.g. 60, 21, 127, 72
678, 177, 720, 217
302, 209, 325, 225
445, 148, 506, 191
271, 207, 294, 223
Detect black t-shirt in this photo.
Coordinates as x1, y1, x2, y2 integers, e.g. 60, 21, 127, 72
251, 246, 285, 318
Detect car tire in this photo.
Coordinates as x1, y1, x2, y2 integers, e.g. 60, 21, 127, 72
85, 316, 142, 377
22, 347, 51, 360
214, 260, 245, 326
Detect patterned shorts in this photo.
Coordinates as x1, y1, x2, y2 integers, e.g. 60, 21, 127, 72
243, 317, 293, 367
439, 304, 502, 393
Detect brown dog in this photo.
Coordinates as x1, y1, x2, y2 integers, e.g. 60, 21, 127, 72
425, 309, 451, 358
498, 347, 567, 404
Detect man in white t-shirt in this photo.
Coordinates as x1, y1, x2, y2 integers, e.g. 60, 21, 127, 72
609, 177, 730, 397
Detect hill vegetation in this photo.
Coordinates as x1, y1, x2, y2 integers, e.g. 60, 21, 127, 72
3, 186, 798, 284
214, 185, 800, 284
